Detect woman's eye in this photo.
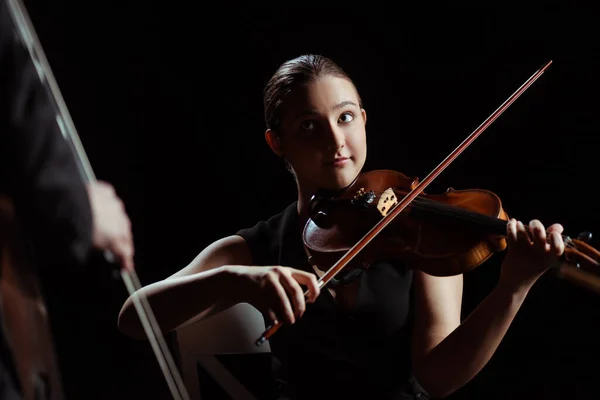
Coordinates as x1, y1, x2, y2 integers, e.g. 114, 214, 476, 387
339, 112, 354, 123
301, 120, 315, 131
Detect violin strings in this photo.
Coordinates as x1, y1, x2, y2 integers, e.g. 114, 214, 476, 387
121, 269, 190, 400
5, 1, 191, 398
384, 191, 576, 246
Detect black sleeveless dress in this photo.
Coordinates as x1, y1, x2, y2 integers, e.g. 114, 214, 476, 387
237, 202, 429, 400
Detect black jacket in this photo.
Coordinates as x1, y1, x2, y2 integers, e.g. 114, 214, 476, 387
0, 1, 94, 397
0, 0, 93, 272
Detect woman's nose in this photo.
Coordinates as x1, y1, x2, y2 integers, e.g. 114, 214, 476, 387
325, 123, 345, 151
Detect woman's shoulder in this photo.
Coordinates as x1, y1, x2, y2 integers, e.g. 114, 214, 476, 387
235, 201, 298, 266
236, 201, 297, 241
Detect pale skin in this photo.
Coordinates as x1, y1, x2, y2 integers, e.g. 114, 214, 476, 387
87, 181, 135, 271
118, 75, 565, 398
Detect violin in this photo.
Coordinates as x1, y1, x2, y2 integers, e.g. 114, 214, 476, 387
255, 59, 600, 346
3, 1, 190, 398
303, 168, 600, 278
303, 169, 509, 277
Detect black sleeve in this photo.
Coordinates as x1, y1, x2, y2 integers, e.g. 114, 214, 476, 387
236, 222, 268, 266
236, 211, 289, 267
0, 0, 93, 267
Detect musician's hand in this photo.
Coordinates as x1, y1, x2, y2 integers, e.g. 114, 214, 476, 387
499, 218, 565, 292
87, 181, 135, 271
227, 265, 321, 325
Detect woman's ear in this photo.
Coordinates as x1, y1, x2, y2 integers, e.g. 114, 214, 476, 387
265, 129, 283, 157
361, 108, 367, 125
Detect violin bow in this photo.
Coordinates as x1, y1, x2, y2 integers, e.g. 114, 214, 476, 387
256, 60, 553, 346
5, 1, 190, 398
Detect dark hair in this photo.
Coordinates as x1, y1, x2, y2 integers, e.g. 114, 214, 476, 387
263, 54, 361, 133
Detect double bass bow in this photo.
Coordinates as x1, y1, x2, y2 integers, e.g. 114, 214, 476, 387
3, 0, 190, 398
255, 60, 600, 346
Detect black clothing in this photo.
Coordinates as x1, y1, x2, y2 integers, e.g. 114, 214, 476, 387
0, 1, 94, 398
237, 202, 429, 400
0, 0, 93, 268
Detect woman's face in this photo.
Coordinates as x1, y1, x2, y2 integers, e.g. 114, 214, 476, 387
269, 75, 367, 192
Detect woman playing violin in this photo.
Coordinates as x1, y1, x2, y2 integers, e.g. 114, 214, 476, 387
118, 54, 565, 399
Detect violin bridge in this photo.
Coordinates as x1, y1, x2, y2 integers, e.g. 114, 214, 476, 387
377, 188, 397, 217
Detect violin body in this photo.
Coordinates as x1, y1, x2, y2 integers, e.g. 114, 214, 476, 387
0, 194, 64, 400
303, 170, 509, 277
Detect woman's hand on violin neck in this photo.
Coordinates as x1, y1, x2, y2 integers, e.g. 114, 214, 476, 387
499, 218, 565, 292
226, 265, 321, 325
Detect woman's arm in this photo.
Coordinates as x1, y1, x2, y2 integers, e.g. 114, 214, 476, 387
118, 235, 320, 340
411, 219, 565, 398
118, 235, 251, 339
411, 270, 531, 398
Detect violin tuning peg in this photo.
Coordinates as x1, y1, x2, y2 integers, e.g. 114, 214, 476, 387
577, 231, 593, 243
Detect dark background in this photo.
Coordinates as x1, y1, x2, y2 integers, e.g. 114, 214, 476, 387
19, 2, 600, 399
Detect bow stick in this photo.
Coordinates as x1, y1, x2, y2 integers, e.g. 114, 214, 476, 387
5, 1, 190, 398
